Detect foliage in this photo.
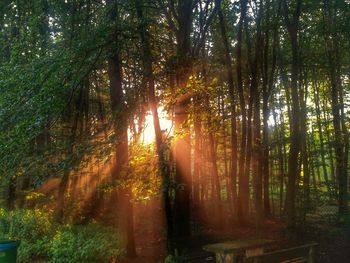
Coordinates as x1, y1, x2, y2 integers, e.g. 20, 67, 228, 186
49, 224, 122, 263
0, 0, 350, 260
165, 255, 177, 263
0, 208, 123, 263
0, 208, 54, 262
129, 143, 161, 202
164, 255, 185, 263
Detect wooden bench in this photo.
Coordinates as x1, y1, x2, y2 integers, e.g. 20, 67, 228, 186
182, 252, 214, 262
203, 238, 275, 263
253, 243, 318, 263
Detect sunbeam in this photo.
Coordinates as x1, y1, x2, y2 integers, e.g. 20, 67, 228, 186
141, 107, 173, 144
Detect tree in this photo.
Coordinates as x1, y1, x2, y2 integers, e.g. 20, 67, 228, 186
282, 0, 302, 230
107, 0, 135, 256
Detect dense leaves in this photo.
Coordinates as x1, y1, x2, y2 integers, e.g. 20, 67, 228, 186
0, 0, 349, 261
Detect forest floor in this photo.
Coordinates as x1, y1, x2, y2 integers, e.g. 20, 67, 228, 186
120, 200, 350, 263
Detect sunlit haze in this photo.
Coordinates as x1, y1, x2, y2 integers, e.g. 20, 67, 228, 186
142, 107, 173, 144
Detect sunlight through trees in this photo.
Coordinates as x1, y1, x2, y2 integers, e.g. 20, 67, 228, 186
0, 0, 349, 262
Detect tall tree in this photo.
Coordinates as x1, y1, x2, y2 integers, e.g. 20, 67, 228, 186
107, 0, 136, 256
236, 0, 249, 224
323, 0, 349, 219
282, 0, 302, 229
135, 0, 173, 252
217, 0, 238, 217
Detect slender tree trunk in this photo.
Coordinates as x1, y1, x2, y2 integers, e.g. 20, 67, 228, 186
173, 0, 193, 237
193, 98, 202, 207
272, 101, 284, 217
236, 0, 249, 224
6, 176, 16, 210
135, 0, 173, 252
217, 4, 238, 217
321, 89, 336, 184
312, 76, 332, 196
310, 124, 321, 198
323, 0, 348, 219
243, 0, 264, 226
55, 84, 82, 222
107, 0, 135, 256
206, 97, 223, 228
300, 72, 310, 213
262, 0, 280, 217
282, 0, 302, 229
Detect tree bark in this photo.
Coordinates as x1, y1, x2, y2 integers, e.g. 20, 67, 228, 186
312, 75, 332, 196
217, 3, 238, 217
323, 0, 348, 219
173, 0, 194, 237
107, 0, 135, 257
282, 0, 302, 230
135, 0, 173, 252
236, 0, 249, 224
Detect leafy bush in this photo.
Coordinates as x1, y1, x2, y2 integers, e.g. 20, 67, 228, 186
164, 255, 177, 263
0, 208, 123, 262
0, 208, 54, 262
164, 255, 184, 263
49, 224, 122, 263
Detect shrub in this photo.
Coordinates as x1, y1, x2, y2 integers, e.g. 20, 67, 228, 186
0, 208, 54, 262
0, 208, 123, 263
164, 255, 184, 263
49, 223, 123, 263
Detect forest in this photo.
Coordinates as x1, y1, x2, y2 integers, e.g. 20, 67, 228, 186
0, 0, 349, 262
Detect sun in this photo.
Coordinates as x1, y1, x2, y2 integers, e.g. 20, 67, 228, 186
141, 106, 173, 144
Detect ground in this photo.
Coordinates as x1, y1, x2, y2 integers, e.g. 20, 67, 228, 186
120, 201, 350, 263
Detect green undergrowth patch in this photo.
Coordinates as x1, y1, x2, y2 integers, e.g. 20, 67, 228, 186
0, 208, 123, 262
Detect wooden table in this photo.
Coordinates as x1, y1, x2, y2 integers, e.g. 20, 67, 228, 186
202, 238, 275, 263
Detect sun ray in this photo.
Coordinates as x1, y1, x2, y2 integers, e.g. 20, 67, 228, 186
142, 106, 173, 144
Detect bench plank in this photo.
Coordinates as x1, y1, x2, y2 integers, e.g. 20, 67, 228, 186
203, 239, 275, 254
203, 239, 275, 263
256, 243, 317, 263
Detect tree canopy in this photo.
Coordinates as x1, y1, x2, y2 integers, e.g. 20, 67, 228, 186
0, 0, 349, 262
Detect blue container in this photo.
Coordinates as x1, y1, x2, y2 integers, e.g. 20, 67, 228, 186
0, 240, 20, 263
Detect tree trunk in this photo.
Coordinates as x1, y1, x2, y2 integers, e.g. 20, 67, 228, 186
206, 97, 223, 228
173, 0, 193, 237
217, 4, 238, 217
55, 84, 82, 222
323, 0, 348, 219
107, 0, 135, 257
193, 98, 202, 207
262, 0, 280, 217
312, 76, 332, 197
300, 71, 310, 214
282, 0, 302, 230
236, 0, 249, 224
135, 0, 173, 252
